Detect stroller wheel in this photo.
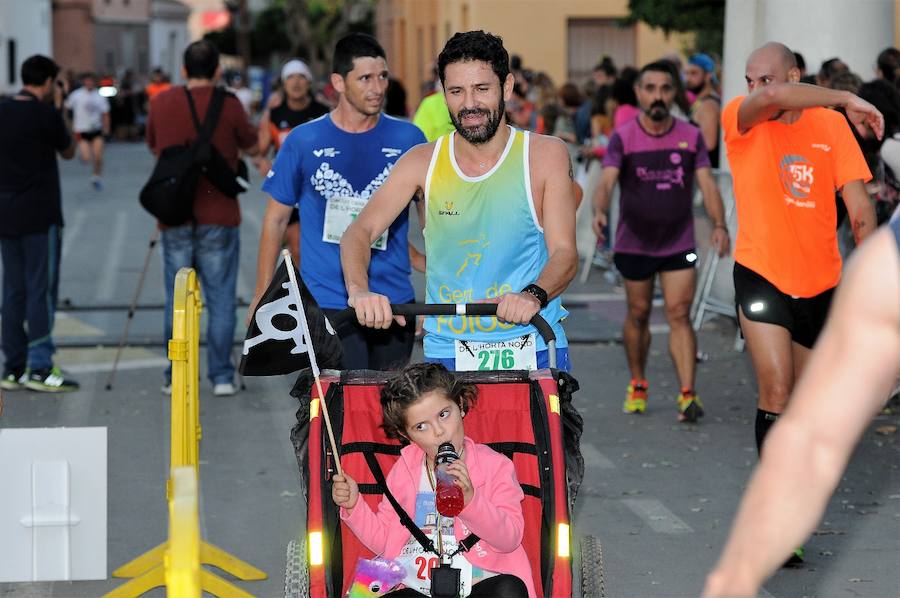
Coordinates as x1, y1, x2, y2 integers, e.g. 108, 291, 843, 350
284, 538, 309, 598
580, 535, 605, 597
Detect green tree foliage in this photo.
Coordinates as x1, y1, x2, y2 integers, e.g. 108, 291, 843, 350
624, 0, 725, 57
203, 4, 292, 61
202, 0, 375, 75
282, 0, 375, 78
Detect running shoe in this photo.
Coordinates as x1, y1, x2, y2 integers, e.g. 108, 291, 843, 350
623, 379, 648, 413
1, 370, 25, 390
213, 382, 236, 397
24, 367, 80, 393
677, 390, 705, 423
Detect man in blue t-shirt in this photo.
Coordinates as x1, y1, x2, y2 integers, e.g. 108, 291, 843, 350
253, 33, 426, 370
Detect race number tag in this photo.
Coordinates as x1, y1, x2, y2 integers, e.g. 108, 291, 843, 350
322, 195, 388, 250
397, 542, 472, 595
454, 334, 537, 372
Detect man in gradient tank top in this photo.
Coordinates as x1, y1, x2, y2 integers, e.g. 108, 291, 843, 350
340, 31, 578, 372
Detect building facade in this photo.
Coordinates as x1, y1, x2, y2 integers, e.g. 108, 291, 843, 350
0, 0, 53, 95
149, 0, 190, 81
93, 0, 151, 76
50, 0, 187, 80
376, 0, 691, 106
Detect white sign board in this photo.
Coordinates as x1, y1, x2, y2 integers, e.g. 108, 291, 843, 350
0, 427, 107, 582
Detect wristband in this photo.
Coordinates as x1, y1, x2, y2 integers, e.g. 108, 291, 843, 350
521, 284, 548, 309
713, 223, 728, 231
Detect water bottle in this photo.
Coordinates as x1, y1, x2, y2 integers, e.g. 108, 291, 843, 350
434, 442, 464, 517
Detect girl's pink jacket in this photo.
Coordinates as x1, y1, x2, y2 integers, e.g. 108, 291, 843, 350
340, 436, 537, 598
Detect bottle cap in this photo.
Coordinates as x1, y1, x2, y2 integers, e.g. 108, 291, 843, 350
435, 442, 458, 465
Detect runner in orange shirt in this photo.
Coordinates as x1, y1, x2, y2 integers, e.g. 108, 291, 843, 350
722, 43, 881, 563
145, 68, 171, 101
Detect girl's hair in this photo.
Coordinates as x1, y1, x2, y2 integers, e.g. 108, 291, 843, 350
380, 363, 478, 440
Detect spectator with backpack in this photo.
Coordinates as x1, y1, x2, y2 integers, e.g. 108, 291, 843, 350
145, 40, 258, 396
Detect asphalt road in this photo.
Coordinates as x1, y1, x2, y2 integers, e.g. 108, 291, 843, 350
1, 142, 897, 597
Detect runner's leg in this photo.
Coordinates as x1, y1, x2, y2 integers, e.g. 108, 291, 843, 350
738, 307, 794, 454
623, 277, 654, 381
660, 267, 697, 391
792, 342, 812, 384
91, 136, 104, 178
77, 139, 90, 163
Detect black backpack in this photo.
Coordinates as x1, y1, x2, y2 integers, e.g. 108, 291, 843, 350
140, 87, 246, 225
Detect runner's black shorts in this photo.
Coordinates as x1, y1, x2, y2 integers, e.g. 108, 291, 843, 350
733, 262, 834, 349
77, 129, 103, 142
614, 249, 698, 281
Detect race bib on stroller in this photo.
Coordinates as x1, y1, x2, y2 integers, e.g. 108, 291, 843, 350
322, 195, 388, 251
455, 334, 537, 371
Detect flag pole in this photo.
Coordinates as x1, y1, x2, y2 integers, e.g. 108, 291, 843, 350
281, 249, 344, 477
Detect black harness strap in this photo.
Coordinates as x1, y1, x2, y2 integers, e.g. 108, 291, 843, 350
361, 451, 480, 558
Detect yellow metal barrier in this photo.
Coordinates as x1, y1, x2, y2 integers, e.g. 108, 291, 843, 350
166, 467, 201, 598
105, 268, 266, 597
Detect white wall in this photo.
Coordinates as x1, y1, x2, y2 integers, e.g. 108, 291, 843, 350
721, 0, 895, 173
149, 18, 189, 83
0, 0, 53, 95
723, 0, 894, 106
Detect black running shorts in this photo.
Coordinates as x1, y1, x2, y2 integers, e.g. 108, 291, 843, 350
78, 129, 103, 142
733, 262, 834, 349
613, 249, 698, 281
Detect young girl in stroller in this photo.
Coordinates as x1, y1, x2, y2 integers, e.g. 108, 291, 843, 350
330, 362, 534, 598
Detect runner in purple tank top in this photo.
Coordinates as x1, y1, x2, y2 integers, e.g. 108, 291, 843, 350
591, 60, 729, 423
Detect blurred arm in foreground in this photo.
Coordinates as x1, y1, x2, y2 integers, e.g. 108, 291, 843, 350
703, 221, 900, 597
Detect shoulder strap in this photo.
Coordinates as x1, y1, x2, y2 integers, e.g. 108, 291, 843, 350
363, 451, 438, 555
183, 87, 202, 133
362, 451, 481, 557
183, 86, 226, 142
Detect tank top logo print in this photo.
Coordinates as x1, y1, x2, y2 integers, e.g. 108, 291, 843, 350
439, 201, 460, 216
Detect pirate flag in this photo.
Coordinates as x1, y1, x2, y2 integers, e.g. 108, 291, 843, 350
239, 261, 343, 375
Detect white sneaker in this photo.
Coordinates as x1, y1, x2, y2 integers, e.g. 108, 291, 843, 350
161, 383, 171, 395
213, 382, 236, 396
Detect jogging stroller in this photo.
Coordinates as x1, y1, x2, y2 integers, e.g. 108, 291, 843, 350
284, 304, 601, 597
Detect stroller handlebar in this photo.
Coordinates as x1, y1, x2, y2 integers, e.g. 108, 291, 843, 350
389, 303, 556, 345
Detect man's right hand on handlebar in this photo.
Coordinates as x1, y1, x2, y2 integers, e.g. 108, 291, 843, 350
348, 290, 407, 328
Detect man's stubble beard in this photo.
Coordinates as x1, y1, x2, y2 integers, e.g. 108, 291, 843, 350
451, 96, 505, 145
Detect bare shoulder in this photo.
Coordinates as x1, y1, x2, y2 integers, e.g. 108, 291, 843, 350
529, 133, 569, 160
527, 132, 571, 174
395, 141, 438, 174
